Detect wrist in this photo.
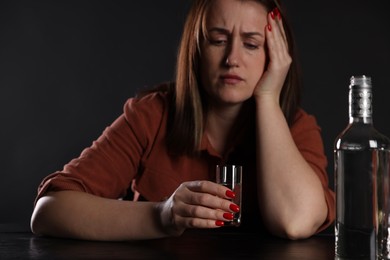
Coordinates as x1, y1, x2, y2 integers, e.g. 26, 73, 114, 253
155, 200, 183, 237
254, 92, 280, 108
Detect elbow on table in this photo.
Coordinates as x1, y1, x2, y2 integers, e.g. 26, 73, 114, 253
30, 201, 48, 236
268, 217, 324, 240
30, 195, 61, 237
267, 200, 328, 240
282, 223, 317, 240
30, 217, 44, 236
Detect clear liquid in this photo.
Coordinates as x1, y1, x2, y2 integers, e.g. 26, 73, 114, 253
222, 183, 241, 227
336, 79, 390, 259
335, 149, 389, 259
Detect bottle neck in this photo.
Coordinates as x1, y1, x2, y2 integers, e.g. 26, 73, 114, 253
349, 117, 373, 124
349, 86, 373, 125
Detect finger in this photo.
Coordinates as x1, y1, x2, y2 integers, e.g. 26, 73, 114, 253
266, 12, 289, 60
183, 180, 235, 200
267, 8, 289, 49
174, 215, 225, 229
173, 204, 237, 229
173, 202, 235, 222
273, 8, 288, 46
265, 14, 292, 76
176, 187, 235, 213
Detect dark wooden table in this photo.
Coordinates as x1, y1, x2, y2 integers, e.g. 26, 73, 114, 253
0, 225, 335, 259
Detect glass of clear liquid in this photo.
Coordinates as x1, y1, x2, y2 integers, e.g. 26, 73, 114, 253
216, 165, 242, 227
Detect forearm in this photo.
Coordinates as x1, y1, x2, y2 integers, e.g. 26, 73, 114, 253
31, 190, 168, 241
255, 97, 327, 239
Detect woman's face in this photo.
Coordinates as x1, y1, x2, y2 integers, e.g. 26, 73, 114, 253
200, 0, 268, 108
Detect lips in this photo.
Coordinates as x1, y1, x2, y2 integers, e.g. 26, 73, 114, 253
220, 74, 243, 84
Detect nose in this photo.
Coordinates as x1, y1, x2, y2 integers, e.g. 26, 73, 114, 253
225, 57, 238, 67
224, 39, 240, 68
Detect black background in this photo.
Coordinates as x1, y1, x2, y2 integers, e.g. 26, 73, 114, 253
1, 0, 389, 230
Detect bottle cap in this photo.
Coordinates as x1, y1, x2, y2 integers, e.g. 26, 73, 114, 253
350, 75, 372, 89
349, 75, 372, 118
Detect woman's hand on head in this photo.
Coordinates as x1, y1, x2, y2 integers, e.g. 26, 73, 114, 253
157, 180, 239, 236
253, 8, 292, 103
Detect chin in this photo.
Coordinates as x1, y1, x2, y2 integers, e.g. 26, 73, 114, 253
218, 94, 253, 106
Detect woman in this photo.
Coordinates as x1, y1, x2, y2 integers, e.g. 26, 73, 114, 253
31, 0, 335, 241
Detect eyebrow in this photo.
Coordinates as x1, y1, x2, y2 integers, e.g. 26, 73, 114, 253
208, 27, 264, 38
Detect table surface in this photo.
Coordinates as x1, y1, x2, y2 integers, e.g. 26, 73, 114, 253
0, 226, 336, 260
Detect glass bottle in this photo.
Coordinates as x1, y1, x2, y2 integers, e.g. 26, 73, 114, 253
334, 75, 390, 259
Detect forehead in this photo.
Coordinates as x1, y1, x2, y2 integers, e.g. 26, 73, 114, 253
205, 0, 268, 31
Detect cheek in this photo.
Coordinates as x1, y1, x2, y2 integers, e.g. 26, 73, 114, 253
202, 49, 220, 68
255, 51, 267, 78
200, 56, 211, 84
200, 50, 220, 82
246, 52, 266, 88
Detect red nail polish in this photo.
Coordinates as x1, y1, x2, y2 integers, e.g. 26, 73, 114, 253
267, 24, 272, 32
223, 212, 234, 220
230, 204, 240, 213
215, 220, 225, 227
274, 7, 281, 20
225, 190, 236, 199
270, 11, 275, 20
273, 7, 280, 17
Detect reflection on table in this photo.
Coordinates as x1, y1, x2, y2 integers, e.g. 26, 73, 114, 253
0, 228, 335, 259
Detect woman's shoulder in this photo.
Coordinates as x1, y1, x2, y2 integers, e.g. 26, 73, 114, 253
124, 82, 173, 117
119, 83, 174, 147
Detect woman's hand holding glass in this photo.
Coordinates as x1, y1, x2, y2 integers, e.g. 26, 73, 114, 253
157, 180, 240, 236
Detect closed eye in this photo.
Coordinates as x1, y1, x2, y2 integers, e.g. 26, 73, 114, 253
244, 43, 260, 50
207, 27, 229, 46
209, 39, 227, 46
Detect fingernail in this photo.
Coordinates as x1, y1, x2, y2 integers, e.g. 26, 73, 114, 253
270, 11, 275, 20
267, 24, 272, 32
274, 7, 281, 20
215, 220, 225, 227
230, 204, 240, 213
225, 190, 235, 199
273, 7, 279, 17
223, 212, 234, 220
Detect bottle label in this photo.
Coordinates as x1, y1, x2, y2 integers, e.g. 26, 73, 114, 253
350, 88, 372, 118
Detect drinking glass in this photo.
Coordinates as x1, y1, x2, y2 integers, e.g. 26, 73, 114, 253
216, 165, 242, 227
